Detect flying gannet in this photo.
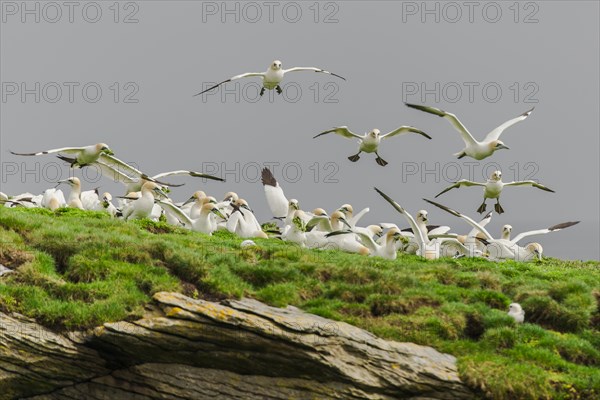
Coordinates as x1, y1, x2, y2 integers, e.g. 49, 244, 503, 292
435, 170, 554, 214
194, 60, 345, 97
314, 126, 431, 166
405, 103, 533, 160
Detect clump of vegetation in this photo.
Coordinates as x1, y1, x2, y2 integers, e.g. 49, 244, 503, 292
0, 207, 598, 399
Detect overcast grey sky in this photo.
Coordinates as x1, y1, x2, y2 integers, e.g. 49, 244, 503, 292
1, 1, 598, 260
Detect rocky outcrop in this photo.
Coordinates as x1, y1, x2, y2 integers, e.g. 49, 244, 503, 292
0, 292, 476, 399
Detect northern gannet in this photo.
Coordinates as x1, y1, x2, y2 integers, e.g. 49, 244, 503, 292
424, 199, 579, 261
327, 227, 401, 259
314, 126, 431, 166
121, 182, 168, 221
262, 167, 291, 220
157, 200, 226, 235
337, 204, 370, 228
405, 103, 533, 160
56, 177, 84, 209
227, 199, 267, 238
435, 170, 554, 214
10, 143, 113, 167
194, 60, 345, 97
508, 303, 525, 323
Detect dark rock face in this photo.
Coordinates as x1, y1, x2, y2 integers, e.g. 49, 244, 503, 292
1, 292, 475, 399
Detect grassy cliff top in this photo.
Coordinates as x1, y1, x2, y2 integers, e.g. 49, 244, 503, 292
0, 207, 599, 399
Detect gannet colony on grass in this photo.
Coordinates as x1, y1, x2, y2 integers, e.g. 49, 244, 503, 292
3, 59, 580, 265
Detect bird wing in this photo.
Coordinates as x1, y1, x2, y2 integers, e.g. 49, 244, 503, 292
503, 180, 555, 192
510, 221, 579, 245
193, 72, 265, 97
428, 225, 451, 235
97, 154, 180, 187
405, 103, 477, 147
10, 147, 85, 156
155, 200, 194, 227
468, 211, 493, 237
435, 180, 485, 198
381, 126, 432, 140
261, 168, 288, 219
313, 126, 362, 140
484, 108, 534, 142
306, 215, 332, 232
152, 170, 225, 182
350, 230, 378, 252
423, 199, 494, 241
91, 161, 137, 185
374, 188, 427, 251
283, 67, 346, 81
349, 207, 369, 228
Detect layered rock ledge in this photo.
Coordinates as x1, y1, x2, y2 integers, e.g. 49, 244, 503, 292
0, 292, 475, 399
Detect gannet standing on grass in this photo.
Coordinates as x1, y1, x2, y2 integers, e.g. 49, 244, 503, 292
435, 170, 555, 214
405, 103, 534, 160
227, 199, 268, 238
56, 177, 84, 209
120, 182, 168, 221
314, 125, 431, 166
374, 188, 466, 260
194, 60, 346, 97
508, 303, 525, 323
424, 199, 579, 261
156, 200, 226, 235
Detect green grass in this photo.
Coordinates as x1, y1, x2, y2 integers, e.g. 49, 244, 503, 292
0, 207, 599, 399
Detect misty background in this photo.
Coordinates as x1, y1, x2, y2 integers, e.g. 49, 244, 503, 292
1, 1, 598, 260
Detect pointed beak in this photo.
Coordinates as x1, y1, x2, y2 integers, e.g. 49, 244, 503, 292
212, 208, 227, 220
153, 187, 169, 199
183, 196, 195, 206
243, 205, 254, 213
55, 179, 68, 188
497, 144, 510, 150
340, 217, 351, 229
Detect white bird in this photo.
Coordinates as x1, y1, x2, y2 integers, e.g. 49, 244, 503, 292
120, 182, 167, 221
337, 204, 370, 228
56, 177, 84, 209
405, 103, 534, 160
314, 126, 431, 166
226, 199, 267, 238
261, 167, 291, 219
241, 240, 256, 248
435, 170, 554, 214
124, 170, 224, 193
194, 60, 345, 97
304, 209, 349, 249
424, 199, 579, 262
41, 188, 66, 211
375, 188, 465, 260
508, 303, 525, 323
10, 143, 113, 167
156, 200, 226, 235
327, 227, 402, 259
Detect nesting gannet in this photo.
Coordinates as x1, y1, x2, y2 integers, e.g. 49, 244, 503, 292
56, 177, 84, 209
374, 188, 466, 260
156, 200, 226, 235
435, 170, 555, 214
227, 199, 267, 238
10, 143, 113, 167
327, 227, 401, 259
121, 182, 168, 221
405, 103, 534, 160
424, 199, 579, 261
337, 204, 370, 228
304, 209, 350, 249
501, 225, 513, 240
194, 60, 345, 97
508, 303, 525, 323
281, 210, 310, 247
314, 126, 431, 166
41, 188, 66, 211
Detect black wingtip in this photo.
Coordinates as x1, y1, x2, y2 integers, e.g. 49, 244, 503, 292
548, 221, 580, 231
